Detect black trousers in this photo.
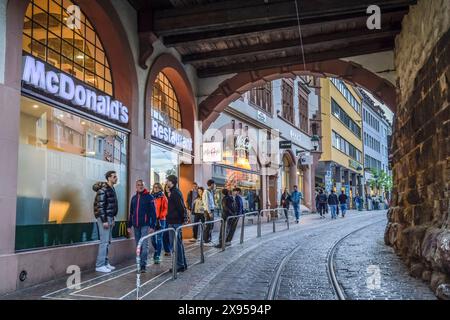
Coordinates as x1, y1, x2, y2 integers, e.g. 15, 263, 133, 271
225, 215, 240, 243
318, 203, 327, 216
203, 211, 214, 243
193, 213, 205, 239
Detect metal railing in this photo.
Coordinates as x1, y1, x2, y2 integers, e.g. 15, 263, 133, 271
135, 227, 176, 300
134, 207, 304, 299
240, 211, 259, 244
175, 222, 205, 278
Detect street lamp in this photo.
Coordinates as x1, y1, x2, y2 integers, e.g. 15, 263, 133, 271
311, 135, 320, 151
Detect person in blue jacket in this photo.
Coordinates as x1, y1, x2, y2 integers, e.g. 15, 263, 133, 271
290, 185, 303, 223
127, 179, 157, 273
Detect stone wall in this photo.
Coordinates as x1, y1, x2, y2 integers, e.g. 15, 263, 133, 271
385, 2, 450, 297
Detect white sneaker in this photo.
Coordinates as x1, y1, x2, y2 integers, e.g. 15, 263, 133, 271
204, 242, 215, 247
225, 242, 231, 246
106, 264, 116, 271
95, 266, 112, 273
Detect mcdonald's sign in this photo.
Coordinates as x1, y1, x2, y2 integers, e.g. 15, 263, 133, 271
118, 221, 128, 237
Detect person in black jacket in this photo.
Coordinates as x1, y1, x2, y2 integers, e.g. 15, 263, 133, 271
280, 188, 291, 221
315, 189, 328, 219
166, 175, 188, 272
327, 190, 339, 219
127, 180, 157, 273
92, 171, 119, 273
216, 188, 235, 248
338, 191, 348, 218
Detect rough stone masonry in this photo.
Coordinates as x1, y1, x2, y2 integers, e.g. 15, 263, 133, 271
385, 0, 450, 300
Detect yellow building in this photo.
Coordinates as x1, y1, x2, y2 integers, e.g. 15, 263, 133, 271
316, 78, 364, 202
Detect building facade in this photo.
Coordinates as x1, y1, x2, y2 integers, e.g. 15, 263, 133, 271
360, 90, 392, 205
200, 76, 322, 212
316, 78, 364, 206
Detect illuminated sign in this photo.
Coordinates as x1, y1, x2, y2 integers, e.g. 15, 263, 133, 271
21, 55, 129, 124
235, 135, 250, 152
151, 118, 193, 152
202, 142, 222, 162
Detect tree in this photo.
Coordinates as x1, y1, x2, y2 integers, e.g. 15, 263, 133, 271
367, 169, 392, 197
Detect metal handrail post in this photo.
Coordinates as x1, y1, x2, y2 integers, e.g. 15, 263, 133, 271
135, 227, 176, 299
176, 222, 205, 264
272, 209, 276, 233
258, 209, 272, 237
240, 211, 259, 244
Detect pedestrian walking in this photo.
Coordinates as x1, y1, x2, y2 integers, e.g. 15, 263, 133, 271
280, 188, 291, 221
186, 182, 199, 224
150, 183, 169, 264
338, 191, 348, 217
291, 185, 303, 223
226, 187, 243, 245
216, 188, 235, 248
166, 175, 188, 273
203, 179, 216, 246
127, 180, 157, 273
93, 170, 119, 273
327, 190, 339, 219
192, 187, 206, 242
315, 189, 328, 218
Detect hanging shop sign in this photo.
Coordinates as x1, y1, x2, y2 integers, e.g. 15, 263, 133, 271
300, 153, 313, 165
256, 110, 267, 123
279, 140, 292, 149
21, 55, 129, 125
290, 130, 302, 143
349, 159, 363, 171
202, 142, 222, 162
151, 118, 193, 152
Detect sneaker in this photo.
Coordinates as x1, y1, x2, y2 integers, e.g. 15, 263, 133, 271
296, 220, 299, 224
189, 239, 197, 243
169, 267, 187, 273
140, 266, 146, 273
214, 244, 223, 249
204, 242, 215, 247
105, 264, 116, 271
95, 266, 111, 273
225, 242, 231, 246
164, 252, 171, 257
153, 257, 161, 264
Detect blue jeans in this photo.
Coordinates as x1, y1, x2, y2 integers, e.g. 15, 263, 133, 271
134, 225, 150, 268
340, 204, 347, 216
329, 205, 338, 219
95, 217, 113, 268
293, 204, 300, 220
168, 223, 187, 269
151, 220, 167, 259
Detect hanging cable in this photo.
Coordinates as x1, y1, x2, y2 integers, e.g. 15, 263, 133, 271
294, 0, 307, 73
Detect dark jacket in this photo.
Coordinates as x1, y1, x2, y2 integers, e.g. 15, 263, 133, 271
186, 190, 198, 211
128, 189, 157, 229
316, 193, 328, 205
234, 195, 244, 215
338, 193, 348, 204
281, 192, 291, 208
328, 193, 339, 205
167, 187, 188, 225
93, 182, 118, 223
221, 195, 235, 218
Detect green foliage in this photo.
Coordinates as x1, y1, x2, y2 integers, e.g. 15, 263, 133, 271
367, 169, 393, 193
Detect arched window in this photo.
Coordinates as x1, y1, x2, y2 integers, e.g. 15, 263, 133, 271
22, 0, 113, 95
151, 72, 182, 129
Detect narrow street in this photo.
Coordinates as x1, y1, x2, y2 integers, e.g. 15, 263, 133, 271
1, 210, 435, 300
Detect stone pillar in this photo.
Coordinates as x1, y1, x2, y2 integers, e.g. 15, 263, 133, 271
385, 0, 450, 298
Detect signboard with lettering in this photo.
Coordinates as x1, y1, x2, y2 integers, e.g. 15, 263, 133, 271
202, 142, 222, 162
279, 140, 292, 149
235, 135, 250, 152
349, 159, 362, 171
151, 118, 193, 152
300, 153, 313, 165
21, 55, 129, 126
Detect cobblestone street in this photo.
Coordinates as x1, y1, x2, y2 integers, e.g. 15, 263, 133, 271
1, 210, 436, 300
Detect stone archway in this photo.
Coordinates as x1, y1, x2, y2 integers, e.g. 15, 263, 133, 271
198, 59, 396, 132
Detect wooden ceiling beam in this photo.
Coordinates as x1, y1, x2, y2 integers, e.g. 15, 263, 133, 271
182, 23, 402, 64
162, 8, 408, 47
196, 38, 395, 78
153, 0, 415, 35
